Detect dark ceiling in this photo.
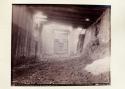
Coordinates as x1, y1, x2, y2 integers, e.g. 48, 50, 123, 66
19, 4, 110, 28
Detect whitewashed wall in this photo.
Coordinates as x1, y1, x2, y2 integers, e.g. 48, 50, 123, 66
41, 21, 83, 58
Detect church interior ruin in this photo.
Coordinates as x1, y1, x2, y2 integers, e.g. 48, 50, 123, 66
11, 4, 111, 85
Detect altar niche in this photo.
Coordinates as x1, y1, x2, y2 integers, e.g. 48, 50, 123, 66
54, 29, 69, 56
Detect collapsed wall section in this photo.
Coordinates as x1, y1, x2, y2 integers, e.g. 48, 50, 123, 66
82, 8, 111, 61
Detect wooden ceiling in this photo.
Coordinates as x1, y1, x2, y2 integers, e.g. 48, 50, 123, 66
25, 4, 110, 28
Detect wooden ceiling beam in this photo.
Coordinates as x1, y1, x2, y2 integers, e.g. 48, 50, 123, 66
48, 16, 93, 28
44, 11, 99, 22
26, 5, 107, 28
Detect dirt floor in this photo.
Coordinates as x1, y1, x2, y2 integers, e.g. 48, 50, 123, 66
11, 57, 110, 86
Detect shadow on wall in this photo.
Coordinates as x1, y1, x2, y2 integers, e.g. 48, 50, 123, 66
11, 5, 41, 67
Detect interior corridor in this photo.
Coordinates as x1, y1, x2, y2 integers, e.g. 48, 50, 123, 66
11, 4, 111, 85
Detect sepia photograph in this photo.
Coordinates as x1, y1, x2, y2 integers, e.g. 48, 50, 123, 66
11, 4, 111, 86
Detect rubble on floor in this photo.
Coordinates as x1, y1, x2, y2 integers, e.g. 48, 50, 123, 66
12, 57, 110, 86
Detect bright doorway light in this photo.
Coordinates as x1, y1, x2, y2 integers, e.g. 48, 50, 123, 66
33, 11, 48, 24
85, 18, 90, 22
